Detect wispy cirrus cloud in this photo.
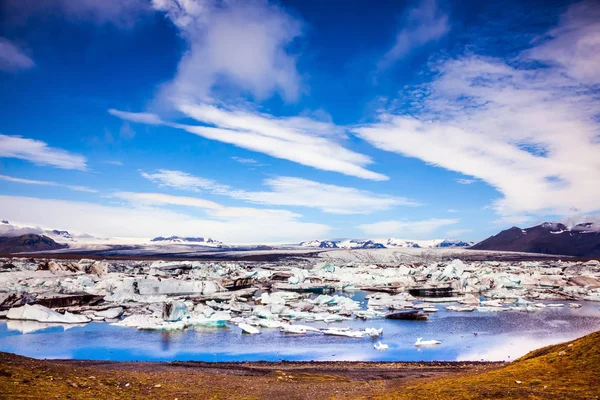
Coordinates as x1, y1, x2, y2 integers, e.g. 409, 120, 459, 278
231, 156, 265, 166
110, 103, 388, 181
355, 1, 600, 222
359, 218, 459, 238
3, 0, 150, 28
140, 169, 416, 214
456, 178, 475, 185
378, 0, 449, 70
0, 37, 34, 72
0, 174, 96, 193
113, 191, 301, 220
0, 134, 87, 170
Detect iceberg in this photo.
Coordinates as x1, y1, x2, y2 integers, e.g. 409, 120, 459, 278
7, 304, 90, 324
238, 323, 260, 334
364, 327, 383, 337
374, 341, 389, 351
94, 307, 124, 319
322, 328, 364, 338
163, 301, 190, 322
415, 337, 441, 346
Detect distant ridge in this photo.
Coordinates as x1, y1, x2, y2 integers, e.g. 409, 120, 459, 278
299, 238, 474, 249
151, 236, 222, 246
471, 222, 600, 257
0, 234, 68, 254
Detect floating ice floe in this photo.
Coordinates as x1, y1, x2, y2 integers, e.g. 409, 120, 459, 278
415, 337, 441, 346
322, 328, 365, 338
7, 304, 90, 324
364, 327, 383, 337
280, 324, 321, 334
374, 341, 389, 351
238, 323, 260, 334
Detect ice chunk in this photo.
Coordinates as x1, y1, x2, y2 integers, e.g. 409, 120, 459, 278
238, 323, 260, 334
94, 307, 124, 319
7, 304, 90, 324
163, 301, 190, 322
322, 328, 364, 338
374, 341, 388, 351
364, 327, 383, 337
415, 337, 441, 346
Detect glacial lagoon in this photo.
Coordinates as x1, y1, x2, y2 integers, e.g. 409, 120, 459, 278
2, 293, 599, 363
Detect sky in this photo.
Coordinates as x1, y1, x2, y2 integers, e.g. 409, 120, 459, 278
0, 0, 599, 244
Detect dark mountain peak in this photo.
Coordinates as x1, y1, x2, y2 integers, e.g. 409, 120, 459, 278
0, 234, 68, 254
472, 221, 600, 257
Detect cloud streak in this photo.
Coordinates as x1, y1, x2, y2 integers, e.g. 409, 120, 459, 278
140, 169, 416, 214
0, 37, 34, 72
0, 134, 87, 170
359, 218, 459, 238
111, 103, 388, 181
0, 174, 96, 193
378, 0, 449, 69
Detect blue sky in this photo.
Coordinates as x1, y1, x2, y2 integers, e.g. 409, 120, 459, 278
0, 0, 599, 243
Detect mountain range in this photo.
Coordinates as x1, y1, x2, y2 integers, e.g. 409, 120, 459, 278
299, 238, 474, 249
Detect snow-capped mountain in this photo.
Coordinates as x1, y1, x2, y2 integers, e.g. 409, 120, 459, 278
150, 236, 223, 247
51, 230, 75, 241
472, 221, 600, 257
299, 238, 474, 249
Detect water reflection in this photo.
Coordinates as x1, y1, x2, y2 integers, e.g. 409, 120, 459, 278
6, 320, 87, 335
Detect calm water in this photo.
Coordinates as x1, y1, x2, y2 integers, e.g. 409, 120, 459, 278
1, 294, 599, 362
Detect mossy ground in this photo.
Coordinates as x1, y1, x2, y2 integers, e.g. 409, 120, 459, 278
1, 331, 599, 399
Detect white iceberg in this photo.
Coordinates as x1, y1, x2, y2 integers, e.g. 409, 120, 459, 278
7, 304, 90, 324
364, 327, 383, 337
374, 341, 389, 351
238, 323, 260, 334
415, 337, 441, 346
94, 307, 124, 319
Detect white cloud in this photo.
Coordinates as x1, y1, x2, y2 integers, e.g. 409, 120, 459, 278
113, 191, 301, 220
152, 0, 302, 102
140, 169, 229, 194
103, 160, 123, 166
0, 195, 329, 243
228, 176, 419, 214
140, 170, 415, 214
444, 228, 472, 239
378, 0, 449, 69
108, 109, 164, 125
111, 103, 388, 181
525, 1, 600, 85
355, 2, 600, 222
0, 37, 34, 72
455, 178, 475, 185
3, 0, 150, 28
0, 174, 96, 193
359, 218, 458, 238
231, 156, 264, 166
0, 134, 88, 170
